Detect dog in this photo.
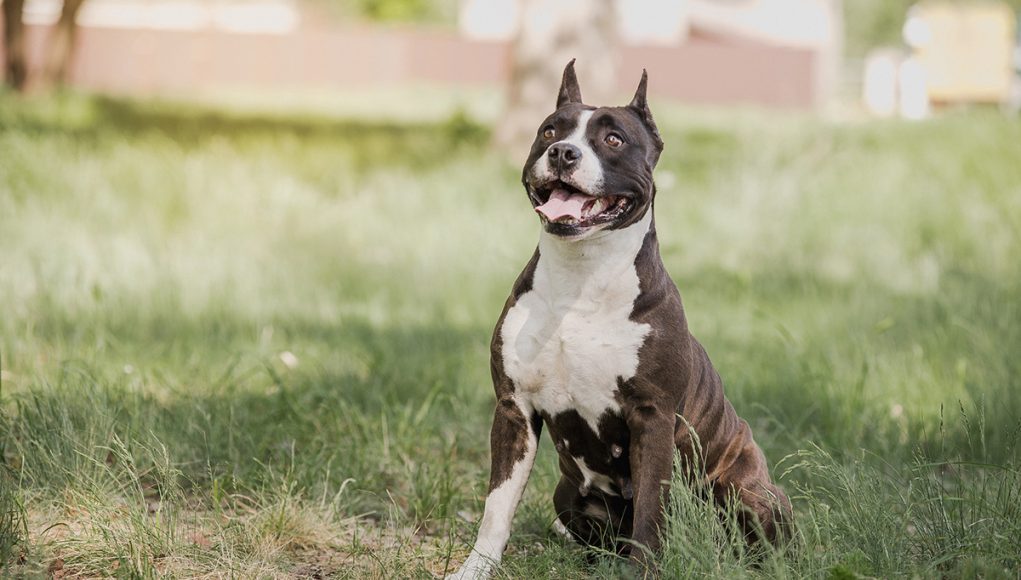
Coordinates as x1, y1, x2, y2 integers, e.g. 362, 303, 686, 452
448, 61, 791, 579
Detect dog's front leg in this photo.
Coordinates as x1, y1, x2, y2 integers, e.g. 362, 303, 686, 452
626, 403, 676, 574
448, 394, 541, 580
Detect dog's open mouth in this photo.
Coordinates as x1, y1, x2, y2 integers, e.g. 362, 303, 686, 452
532, 182, 630, 227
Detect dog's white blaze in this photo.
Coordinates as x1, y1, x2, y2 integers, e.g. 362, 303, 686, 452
448, 400, 537, 580
501, 211, 652, 432
530, 109, 603, 195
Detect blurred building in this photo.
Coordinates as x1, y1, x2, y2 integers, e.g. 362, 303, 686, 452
462, 0, 842, 108
1, 0, 843, 109
22, 0, 300, 33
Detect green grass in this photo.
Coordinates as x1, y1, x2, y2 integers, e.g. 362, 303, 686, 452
1, 91, 1020, 578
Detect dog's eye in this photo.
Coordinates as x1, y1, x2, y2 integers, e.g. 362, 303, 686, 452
605, 133, 623, 148
542, 126, 556, 140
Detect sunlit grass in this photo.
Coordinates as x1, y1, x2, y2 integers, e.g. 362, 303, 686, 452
1, 92, 1019, 577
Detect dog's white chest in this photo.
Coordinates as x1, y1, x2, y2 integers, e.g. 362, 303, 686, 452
500, 216, 651, 431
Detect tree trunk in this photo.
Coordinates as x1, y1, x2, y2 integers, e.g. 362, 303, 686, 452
494, 0, 619, 155
44, 0, 86, 87
2, 0, 28, 91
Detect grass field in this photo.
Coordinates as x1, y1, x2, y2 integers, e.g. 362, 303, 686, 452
1, 92, 1020, 579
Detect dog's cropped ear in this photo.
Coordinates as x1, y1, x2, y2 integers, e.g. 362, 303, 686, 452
629, 69, 664, 153
556, 59, 583, 109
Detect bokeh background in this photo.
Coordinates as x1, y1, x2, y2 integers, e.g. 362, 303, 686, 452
1, 1, 1020, 578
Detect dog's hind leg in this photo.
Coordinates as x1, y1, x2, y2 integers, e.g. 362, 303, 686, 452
710, 439, 794, 547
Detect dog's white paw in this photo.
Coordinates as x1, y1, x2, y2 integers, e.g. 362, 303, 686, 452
552, 518, 573, 541
445, 553, 495, 580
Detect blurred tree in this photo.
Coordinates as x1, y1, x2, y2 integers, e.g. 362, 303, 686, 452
357, 0, 430, 21
2, 0, 27, 91
493, 0, 619, 154
307, 0, 456, 24
2, 0, 87, 91
844, 0, 914, 57
44, 0, 86, 86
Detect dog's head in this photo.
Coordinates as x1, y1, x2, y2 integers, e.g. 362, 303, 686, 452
523, 60, 664, 240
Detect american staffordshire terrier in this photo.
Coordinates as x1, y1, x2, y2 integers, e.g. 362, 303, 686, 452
448, 61, 791, 579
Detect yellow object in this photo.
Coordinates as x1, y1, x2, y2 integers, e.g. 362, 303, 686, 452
910, 1, 1016, 104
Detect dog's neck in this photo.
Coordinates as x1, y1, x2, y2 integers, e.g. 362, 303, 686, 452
536, 209, 654, 289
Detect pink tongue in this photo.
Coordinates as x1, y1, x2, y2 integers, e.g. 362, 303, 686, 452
536, 189, 589, 221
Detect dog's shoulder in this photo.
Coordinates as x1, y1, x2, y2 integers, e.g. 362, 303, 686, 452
489, 248, 541, 395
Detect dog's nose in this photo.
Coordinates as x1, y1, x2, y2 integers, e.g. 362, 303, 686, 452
548, 143, 581, 170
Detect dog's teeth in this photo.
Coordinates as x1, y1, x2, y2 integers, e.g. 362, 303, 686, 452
585, 198, 606, 218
